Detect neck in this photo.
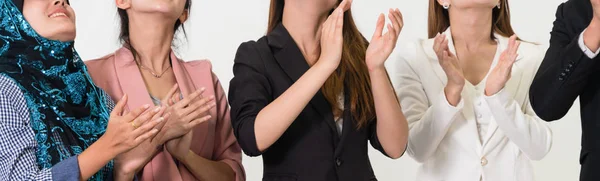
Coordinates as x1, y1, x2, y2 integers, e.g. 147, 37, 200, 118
281, 3, 328, 65
127, 13, 175, 72
448, 8, 495, 51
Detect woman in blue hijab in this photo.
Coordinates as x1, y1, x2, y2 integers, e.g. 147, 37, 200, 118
0, 0, 167, 180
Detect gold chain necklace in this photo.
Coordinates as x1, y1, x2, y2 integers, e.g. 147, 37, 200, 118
136, 58, 172, 78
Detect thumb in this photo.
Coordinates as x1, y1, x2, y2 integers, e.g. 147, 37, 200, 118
111, 94, 128, 118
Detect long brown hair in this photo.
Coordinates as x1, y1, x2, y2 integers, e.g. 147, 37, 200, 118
268, 0, 375, 129
428, 0, 516, 39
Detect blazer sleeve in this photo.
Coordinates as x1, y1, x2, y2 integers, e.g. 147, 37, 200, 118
210, 72, 246, 181
228, 41, 273, 157
483, 50, 552, 161
394, 47, 465, 163
529, 1, 597, 121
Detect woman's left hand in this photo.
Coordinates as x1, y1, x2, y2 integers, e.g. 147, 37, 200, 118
166, 130, 194, 161
485, 35, 520, 96
366, 8, 403, 71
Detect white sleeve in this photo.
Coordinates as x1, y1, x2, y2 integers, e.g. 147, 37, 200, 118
393, 49, 464, 163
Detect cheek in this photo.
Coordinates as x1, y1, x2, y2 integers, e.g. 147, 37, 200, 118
22, 8, 51, 36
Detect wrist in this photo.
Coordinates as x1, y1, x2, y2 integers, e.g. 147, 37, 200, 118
367, 64, 386, 73
113, 169, 135, 181
175, 150, 193, 163
96, 136, 119, 159
314, 59, 339, 73
444, 84, 463, 106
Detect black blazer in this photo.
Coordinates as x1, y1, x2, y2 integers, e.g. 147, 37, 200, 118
529, 0, 599, 180
228, 24, 388, 181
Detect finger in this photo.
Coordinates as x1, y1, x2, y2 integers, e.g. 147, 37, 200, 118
134, 129, 159, 145
152, 112, 170, 131
184, 107, 212, 128
161, 84, 179, 104
372, 13, 385, 39
440, 37, 449, 52
170, 91, 181, 106
334, 8, 344, 38
132, 114, 164, 138
183, 106, 214, 126
150, 106, 167, 122
388, 9, 401, 36
131, 106, 164, 129
175, 88, 205, 109
181, 96, 216, 117
511, 37, 520, 55
111, 94, 128, 117
393, 9, 404, 34
122, 103, 151, 122
337, 0, 352, 12
187, 115, 213, 128
183, 100, 216, 122
433, 33, 442, 53
386, 24, 395, 41
322, 15, 332, 36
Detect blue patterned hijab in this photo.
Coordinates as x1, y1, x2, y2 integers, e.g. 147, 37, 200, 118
0, 0, 112, 180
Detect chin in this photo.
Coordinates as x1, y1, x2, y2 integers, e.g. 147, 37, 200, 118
42, 29, 76, 42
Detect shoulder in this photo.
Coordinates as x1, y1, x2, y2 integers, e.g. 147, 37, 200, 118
555, 0, 592, 26
516, 41, 545, 66
394, 39, 432, 68
85, 52, 116, 69
84, 52, 117, 79
0, 75, 29, 127
182, 59, 213, 70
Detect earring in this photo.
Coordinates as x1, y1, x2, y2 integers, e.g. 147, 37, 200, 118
443, 2, 450, 9
496, 2, 501, 9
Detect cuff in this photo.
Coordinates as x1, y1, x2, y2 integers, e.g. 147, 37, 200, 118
483, 88, 511, 107
579, 29, 600, 59
51, 156, 81, 181
440, 89, 464, 110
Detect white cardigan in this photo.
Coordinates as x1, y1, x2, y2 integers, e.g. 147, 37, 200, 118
392, 28, 552, 181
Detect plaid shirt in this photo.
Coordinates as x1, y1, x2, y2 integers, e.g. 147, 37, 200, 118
0, 75, 115, 180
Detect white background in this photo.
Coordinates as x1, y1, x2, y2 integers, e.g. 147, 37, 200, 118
71, 0, 581, 180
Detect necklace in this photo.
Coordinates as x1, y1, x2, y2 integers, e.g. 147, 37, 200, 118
136, 59, 172, 78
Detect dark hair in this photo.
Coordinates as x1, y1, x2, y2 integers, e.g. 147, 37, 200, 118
268, 0, 375, 129
428, 0, 517, 39
118, 1, 192, 60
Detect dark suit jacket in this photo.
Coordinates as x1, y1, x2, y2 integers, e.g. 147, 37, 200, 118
228, 23, 388, 181
529, 0, 600, 180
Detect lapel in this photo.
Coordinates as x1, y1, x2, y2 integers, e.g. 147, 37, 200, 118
267, 24, 337, 133
422, 28, 526, 154
480, 36, 527, 150
334, 86, 351, 155
171, 54, 212, 155
422, 28, 524, 86
113, 48, 153, 111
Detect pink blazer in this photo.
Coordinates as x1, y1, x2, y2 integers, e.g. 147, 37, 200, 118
85, 47, 245, 181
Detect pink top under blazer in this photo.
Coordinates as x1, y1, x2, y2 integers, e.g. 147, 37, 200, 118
85, 47, 245, 181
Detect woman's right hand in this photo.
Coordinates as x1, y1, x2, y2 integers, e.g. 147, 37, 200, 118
102, 94, 165, 155
155, 84, 216, 145
317, 0, 351, 71
433, 33, 464, 106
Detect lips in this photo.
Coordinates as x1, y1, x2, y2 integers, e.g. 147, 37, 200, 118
48, 8, 69, 18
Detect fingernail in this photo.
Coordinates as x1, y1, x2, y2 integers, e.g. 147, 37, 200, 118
143, 104, 150, 109
200, 87, 206, 91
152, 129, 159, 133
156, 117, 164, 122
154, 106, 161, 112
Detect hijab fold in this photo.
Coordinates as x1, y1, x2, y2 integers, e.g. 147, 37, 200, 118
0, 0, 112, 180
